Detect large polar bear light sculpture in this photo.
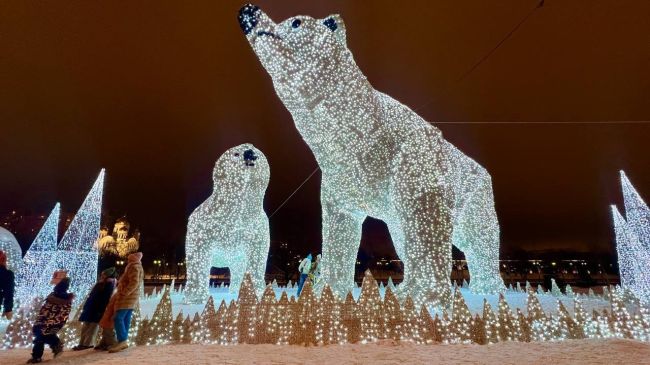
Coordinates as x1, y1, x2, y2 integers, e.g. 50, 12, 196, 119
238, 5, 504, 307
184, 143, 270, 303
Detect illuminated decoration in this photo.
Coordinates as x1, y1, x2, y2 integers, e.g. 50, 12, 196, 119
449, 288, 472, 343
551, 278, 562, 297
56, 169, 105, 300
612, 171, 650, 304
15, 203, 59, 304
356, 270, 383, 343
0, 227, 21, 273
6, 271, 650, 349
238, 5, 503, 308
620, 171, 650, 250
482, 299, 498, 344
145, 286, 173, 345
1, 297, 41, 349
184, 144, 271, 303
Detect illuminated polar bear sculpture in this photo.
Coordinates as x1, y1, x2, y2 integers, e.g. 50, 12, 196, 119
239, 5, 504, 308
184, 143, 270, 303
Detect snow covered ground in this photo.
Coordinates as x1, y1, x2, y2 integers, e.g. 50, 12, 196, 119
2, 338, 649, 364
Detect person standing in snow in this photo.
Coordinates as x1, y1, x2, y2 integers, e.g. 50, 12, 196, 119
95, 290, 118, 350
27, 276, 75, 363
72, 267, 117, 351
109, 252, 143, 353
297, 253, 312, 296
0, 250, 15, 320
308, 254, 321, 286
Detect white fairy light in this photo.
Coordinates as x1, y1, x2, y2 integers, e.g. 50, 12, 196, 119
0, 227, 22, 274
184, 144, 271, 303
612, 171, 650, 303
56, 169, 104, 300
15, 203, 60, 305
238, 4, 503, 308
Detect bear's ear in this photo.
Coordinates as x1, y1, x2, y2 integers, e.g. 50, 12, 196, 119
322, 14, 346, 45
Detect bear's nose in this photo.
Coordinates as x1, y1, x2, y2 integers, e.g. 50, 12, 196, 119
238, 4, 260, 35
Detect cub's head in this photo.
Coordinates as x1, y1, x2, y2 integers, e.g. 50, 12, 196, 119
213, 143, 270, 195
238, 4, 350, 100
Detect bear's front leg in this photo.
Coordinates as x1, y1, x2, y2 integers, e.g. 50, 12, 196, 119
318, 195, 365, 298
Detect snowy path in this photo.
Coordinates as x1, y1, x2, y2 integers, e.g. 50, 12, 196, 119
2, 339, 649, 364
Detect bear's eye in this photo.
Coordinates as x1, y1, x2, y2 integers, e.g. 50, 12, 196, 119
323, 17, 337, 31
234, 153, 240, 157
291, 19, 301, 29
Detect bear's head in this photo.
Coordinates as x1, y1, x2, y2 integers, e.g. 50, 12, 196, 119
238, 4, 351, 105
213, 143, 270, 197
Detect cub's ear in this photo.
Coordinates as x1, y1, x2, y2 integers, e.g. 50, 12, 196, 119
322, 14, 346, 45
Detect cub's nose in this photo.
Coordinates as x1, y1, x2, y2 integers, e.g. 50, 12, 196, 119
243, 149, 258, 166
238, 4, 260, 35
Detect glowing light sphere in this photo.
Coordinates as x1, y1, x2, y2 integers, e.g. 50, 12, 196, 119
16, 203, 60, 305
184, 144, 270, 303
0, 227, 22, 273
238, 5, 503, 308
56, 169, 104, 300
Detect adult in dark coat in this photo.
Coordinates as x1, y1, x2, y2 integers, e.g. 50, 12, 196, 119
73, 267, 117, 350
0, 250, 15, 320
28, 277, 75, 363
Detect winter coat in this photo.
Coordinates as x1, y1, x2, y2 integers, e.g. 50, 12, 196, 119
0, 265, 14, 313
79, 278, 116, 323
114, 252, 144, 310
99, 294, 117, 329
298, 258, 311, 275
33, 282, 74, 336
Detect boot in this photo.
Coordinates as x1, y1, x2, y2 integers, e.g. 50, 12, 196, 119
52, 343, 64, 358
26, 358, 42, 364
108, 341, 128, 353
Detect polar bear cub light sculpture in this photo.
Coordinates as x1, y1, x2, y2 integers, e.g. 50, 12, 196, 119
184, 143, 270, 303
239, 5, 504, 308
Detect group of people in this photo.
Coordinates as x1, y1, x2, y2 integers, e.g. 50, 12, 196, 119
0, 249, 144, 363
297, 253, 321, 296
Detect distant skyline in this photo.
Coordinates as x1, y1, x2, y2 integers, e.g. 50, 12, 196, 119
1, 1, 648, 264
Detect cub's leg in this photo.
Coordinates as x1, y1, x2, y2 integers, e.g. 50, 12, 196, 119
318, 192, 365, 298
184, 217, 213, 303
243, 218, 271, 294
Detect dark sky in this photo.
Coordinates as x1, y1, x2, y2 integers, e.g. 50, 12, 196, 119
0, 1, 648, 263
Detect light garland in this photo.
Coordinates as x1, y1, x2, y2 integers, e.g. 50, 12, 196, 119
56, 169, 104, 300
238, 4, 504, 308
612, 171, 650, 304
15, 203, 60, 305
184, 144, 270, 303
0, 227, 21, 274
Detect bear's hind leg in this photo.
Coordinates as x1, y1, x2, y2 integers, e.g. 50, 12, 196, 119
453, 179, 504, 294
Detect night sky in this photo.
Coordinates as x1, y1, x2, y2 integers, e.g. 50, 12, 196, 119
0, 1, 648, 263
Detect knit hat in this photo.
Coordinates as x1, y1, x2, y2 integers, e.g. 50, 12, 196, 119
53, 277, 71, 294
102, 267, 117, 278
50, 269, 68, 285
0, 250, 6, 267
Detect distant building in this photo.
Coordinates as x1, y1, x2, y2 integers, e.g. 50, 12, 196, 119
95, 217, 140, 258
